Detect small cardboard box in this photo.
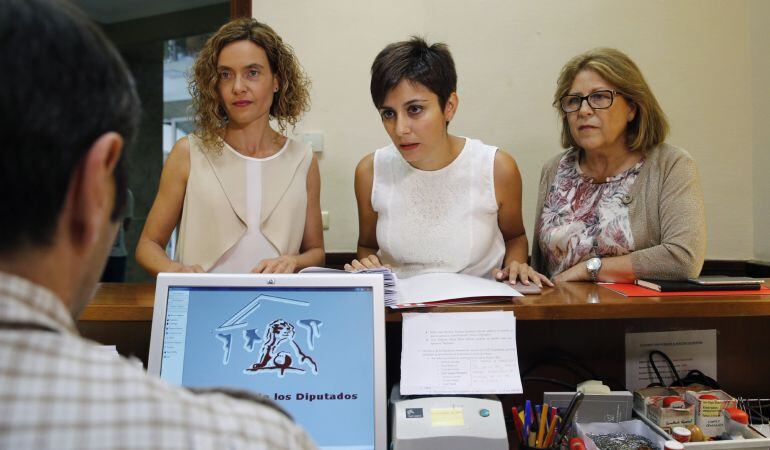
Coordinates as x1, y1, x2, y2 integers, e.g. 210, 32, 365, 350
633, 387, 674, 416
685, 389, 738, 438
634, 387, 697, 432
646, 401, 695, 432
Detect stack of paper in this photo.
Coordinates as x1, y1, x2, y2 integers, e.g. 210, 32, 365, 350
298, 266, 398, 302
299, 267, 521, 308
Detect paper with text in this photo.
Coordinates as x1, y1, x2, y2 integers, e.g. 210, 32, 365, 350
625, 329, 717, 391
400, 311, 522, 395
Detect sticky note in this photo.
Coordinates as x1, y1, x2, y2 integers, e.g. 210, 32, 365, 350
431, 407, 464, 427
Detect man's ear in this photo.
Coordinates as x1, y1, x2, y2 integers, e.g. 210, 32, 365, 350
443, 92, 459, 123
69, 132, 124, 249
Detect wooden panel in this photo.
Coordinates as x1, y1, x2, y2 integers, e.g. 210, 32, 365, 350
230, 0, 251, 19
81, 281, 770, 322
385, 282, 770, 321
77, 320, 152, 366
79, 282, 155, 321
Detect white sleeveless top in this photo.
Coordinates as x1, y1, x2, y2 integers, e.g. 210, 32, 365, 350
371, 137, 505, 279
210, 142, 285, 273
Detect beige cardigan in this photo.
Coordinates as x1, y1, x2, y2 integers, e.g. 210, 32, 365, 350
176, 136, 312, 271
530, 143, 706, 280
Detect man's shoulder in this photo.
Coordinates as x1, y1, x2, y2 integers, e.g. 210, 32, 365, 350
0, 333, 316, 449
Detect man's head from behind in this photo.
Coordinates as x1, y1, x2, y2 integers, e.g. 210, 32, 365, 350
0, 0, 140, 311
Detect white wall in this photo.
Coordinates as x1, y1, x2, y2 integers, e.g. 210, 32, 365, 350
254, 0, 761, 259
750, 0, 770, 261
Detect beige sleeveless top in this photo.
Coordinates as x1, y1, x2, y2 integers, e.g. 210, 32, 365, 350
176, 135, 312, 271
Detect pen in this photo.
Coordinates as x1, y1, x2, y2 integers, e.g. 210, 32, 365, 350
512, 407, 523, 442
544, 413, 559, 448
524, 400, 532, 442
537, 403, 548, 447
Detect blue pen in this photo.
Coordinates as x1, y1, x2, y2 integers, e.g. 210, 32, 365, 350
524, 400, 532, 443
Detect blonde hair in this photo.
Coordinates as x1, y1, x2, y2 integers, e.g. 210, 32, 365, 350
189, 18, 310, 151
554, 47, 669, 152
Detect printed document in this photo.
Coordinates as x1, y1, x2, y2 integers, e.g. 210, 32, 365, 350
625, 329, 717, 391
400, 311, 523, 395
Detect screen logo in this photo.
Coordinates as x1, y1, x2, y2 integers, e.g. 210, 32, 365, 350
213, 294, 323, 378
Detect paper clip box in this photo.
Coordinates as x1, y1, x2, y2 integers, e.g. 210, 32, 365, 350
545, 391, 633, 424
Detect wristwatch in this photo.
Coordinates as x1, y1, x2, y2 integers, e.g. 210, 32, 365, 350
586, 257, 602, 281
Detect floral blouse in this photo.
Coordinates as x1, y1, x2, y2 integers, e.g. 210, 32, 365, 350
537, 149, 644, 277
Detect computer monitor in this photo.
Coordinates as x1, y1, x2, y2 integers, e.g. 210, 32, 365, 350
148, 273, 387, 450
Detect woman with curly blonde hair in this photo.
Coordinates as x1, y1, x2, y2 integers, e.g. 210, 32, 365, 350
137, 18, 324, 275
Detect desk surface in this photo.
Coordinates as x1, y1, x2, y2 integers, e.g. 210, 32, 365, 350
80, 281, 770, 322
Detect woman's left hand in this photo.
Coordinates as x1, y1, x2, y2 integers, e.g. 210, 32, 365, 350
552, 262, 590, 283
493, 261, 553, 287
251, 256, 298, 274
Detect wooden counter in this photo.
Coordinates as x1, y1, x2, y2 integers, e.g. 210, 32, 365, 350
77, 281, 770, 401
79, 282, 156, 321
80, 281, 770, 322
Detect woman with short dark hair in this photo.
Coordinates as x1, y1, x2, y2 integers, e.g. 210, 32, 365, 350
348, 37, 551, 287
532, 48, 706, 282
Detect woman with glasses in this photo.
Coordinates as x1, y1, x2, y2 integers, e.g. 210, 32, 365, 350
531, 48, 705, 282
136, 19, 324, 275
347, 37, 551, 288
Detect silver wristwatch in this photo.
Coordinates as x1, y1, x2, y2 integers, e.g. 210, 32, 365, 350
586, 257, 602, 281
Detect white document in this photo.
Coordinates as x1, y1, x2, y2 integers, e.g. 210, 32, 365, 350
625, 329, 717, 391
397, 273, 522, 307
400, 311, 523, 395
300, 268, 521, 308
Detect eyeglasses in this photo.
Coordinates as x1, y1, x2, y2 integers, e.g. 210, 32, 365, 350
559, 90, 622, 113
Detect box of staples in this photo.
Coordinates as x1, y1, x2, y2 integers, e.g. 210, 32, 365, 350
544, 391, 633, 424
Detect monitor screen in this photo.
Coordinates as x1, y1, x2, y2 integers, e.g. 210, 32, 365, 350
157, 283, 378, 450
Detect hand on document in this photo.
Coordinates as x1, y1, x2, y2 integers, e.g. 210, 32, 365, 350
492, 261, 553, 288
344, 254, 390, 272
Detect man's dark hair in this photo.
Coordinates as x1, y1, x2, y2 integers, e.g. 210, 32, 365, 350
370, 37, 457, 110
0, 0, 140, 253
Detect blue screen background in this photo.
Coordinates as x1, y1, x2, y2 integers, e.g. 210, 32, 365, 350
165, 287, 375, 448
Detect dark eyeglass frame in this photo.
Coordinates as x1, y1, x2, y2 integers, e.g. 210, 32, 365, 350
559, 89, 623, 113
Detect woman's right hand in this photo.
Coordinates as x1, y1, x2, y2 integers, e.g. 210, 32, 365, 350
166, 262, 204, 273
344, 255, 385, 272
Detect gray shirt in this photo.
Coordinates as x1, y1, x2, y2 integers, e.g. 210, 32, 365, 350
0, 271, 317, 449
531, 143, 706, 280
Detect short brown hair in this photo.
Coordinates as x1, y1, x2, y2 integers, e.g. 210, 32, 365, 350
554, 48, 669, 152
190, 18, 310, 150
